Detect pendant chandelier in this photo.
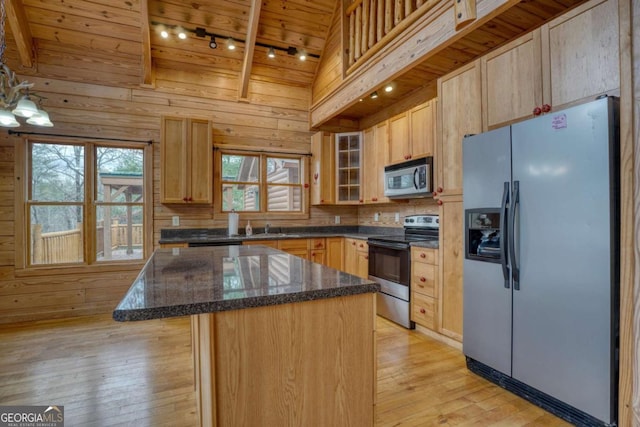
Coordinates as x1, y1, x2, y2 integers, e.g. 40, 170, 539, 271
0, 0, 52, 127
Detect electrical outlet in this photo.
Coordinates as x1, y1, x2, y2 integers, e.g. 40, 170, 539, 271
374, 212, 380, 222
335, 215, 340, 224
172, 248, 180, 256
395, 212, 400, 223
172, 215, 180, 226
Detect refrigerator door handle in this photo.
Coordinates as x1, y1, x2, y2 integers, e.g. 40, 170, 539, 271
501, 181, 510, 288
510, 180, 520, 290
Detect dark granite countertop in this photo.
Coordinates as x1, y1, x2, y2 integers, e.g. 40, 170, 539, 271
158, 225, 426, 246
113, 245, 379, 322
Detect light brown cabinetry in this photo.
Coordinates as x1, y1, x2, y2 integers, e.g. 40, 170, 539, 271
438, 196, 463, 342
161, 117, 212, 204
159, 242, 189, 248
436, 61, 482, 197
335, 132, 363, 204
362, 121, 389, 204
411, 247, 438, 330
482, 0, 619, 130
344, 238, 369, 279
388, 100, 437, 165
325, 237, 344, 270
541, 0, 619, 110
276, 239, 310, 260
482, 30, 544, 130
310, 131, 335, 205
309, 238, 327, 265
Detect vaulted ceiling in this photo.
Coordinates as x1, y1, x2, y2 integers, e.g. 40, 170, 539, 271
4, 0, 337, 94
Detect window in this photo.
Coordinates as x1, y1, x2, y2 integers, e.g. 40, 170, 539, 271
219, 151, 306, 216
25, 140, 149, 267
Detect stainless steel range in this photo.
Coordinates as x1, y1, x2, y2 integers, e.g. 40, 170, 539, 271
368, 214, 439, 328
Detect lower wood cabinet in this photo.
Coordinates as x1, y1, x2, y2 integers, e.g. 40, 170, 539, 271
344, 238, 369, 279
411, 247, 439, 331
325, 237, 344, 270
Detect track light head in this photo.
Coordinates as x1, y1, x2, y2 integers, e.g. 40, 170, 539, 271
226, 38, 236, 50
209, 36, 218, 49
370, 91, 379, 99
298, 49, 307, 61
267, 47, 276, 58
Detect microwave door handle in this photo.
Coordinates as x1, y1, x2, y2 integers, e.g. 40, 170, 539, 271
413, 168, 419, 189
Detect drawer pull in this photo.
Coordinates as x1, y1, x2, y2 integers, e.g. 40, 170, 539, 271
419, 277, 426, 282
420, 308, 426, 314
420, 253, 426, 258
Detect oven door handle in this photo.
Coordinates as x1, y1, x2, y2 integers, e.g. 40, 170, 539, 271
368, 241, 409, 251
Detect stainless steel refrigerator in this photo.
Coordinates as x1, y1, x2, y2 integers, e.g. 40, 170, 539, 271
462, 96, 619, 426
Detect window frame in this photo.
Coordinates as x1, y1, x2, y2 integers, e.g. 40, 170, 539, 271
16, 137, 153, 274
214, 149, 309, 220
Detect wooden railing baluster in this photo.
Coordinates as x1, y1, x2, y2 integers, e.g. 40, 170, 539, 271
394, 0, 403, 25
355, 4, 362, 60
384, 0, 392, 34
377, 0, 384, 39
349, 12, 356, 65
405, 0, 413, 17
362, 0, 369, 54
368, 0, 377, 49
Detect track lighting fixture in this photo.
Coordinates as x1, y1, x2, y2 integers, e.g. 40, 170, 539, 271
370, 91, 379, 99
152, 22, 321, 60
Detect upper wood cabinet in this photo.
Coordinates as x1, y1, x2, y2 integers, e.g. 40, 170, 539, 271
388, 100, 437, 165
436, 61, 482, 197
482, 30, 543, 130
161, 117, 212, 204
310, 131, 335, 205
335, 132, 363, 204
542, 0, 619, 110
482, 0, 619, 130
362, 121, 389, 204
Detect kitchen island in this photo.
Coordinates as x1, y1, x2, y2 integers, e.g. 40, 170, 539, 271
114, 245, 379, 427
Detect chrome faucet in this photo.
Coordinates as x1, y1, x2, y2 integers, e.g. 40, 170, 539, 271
265, 223, 270, 234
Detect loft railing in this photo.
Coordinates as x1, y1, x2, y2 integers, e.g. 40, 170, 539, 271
345, 0, 476, 71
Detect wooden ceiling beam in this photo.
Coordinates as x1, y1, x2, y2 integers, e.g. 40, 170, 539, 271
140, 0, 154, 86
238, 0, 262, 101
5, 0, 34, 68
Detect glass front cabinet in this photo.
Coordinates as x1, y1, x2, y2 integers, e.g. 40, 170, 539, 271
335, 132, 362, 204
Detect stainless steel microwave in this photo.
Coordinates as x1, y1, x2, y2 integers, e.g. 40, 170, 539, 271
383, 157, 433, 199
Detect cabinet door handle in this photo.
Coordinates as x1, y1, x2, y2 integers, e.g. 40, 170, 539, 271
437, 187, 443, 193
420, 277, 426, 282
365, 255, 369, 260
420, 308, 426, 314
437, 199, 443, 205
420, 253, 426, 258
183, 197, 188, 202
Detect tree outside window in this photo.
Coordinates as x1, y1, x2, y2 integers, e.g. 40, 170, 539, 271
27, 142, 146, 266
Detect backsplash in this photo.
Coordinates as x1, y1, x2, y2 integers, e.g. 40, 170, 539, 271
358, 199, 439, 227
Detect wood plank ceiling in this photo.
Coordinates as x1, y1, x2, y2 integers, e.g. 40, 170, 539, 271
4, 0, 337, 94
3, 0, 589, 125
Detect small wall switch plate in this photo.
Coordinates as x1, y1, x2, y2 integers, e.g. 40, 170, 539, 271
374, 213, 380, 222
335, 215, 340, 224
395, 213, 400, 222
172, 248, 180, 256
172, 215, 180, 226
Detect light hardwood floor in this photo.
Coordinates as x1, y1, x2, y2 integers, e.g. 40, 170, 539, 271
0, 314, 570, 426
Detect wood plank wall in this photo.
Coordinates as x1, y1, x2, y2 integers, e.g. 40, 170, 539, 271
0, 64, 353, 324
312, 2, 344, 105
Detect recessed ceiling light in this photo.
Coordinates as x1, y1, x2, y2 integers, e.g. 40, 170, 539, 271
160, 30, 169, 39
384, 85, 393, 92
